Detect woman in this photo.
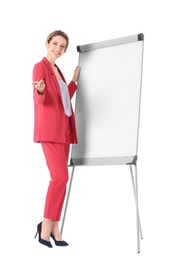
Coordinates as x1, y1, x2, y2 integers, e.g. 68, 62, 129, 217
32, 30, 80, 248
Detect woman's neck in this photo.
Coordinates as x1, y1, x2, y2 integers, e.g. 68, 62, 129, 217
46, 56, 55, 67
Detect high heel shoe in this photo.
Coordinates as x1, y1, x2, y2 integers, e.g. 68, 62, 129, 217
34, 222, 52, 248
50, 233, 69, 246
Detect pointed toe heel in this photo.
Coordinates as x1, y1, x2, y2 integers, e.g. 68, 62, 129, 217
34, 222, 52, 248
50, 233, 69, 246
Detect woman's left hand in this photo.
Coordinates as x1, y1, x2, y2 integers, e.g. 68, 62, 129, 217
72, 66, 81, 83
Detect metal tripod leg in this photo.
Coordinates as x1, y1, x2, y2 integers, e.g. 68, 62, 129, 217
60, 166, 75, 236
130, 164, 142, 253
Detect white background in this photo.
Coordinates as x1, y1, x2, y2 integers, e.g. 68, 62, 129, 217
0, 0, 178, 259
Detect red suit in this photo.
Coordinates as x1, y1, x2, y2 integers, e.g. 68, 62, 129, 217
33, 57, 78, 221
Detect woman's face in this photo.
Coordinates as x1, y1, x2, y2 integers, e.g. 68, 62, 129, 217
46, 35, 67, 60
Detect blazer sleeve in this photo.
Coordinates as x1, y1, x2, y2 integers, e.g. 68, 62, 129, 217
68, 81, 77, 99
32, 62, 46, 104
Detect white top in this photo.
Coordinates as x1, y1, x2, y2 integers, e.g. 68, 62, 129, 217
58, 80, 72, 117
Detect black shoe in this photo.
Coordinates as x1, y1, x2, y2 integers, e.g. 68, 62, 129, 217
34, 222, 52, 248
50, 233, 69, 246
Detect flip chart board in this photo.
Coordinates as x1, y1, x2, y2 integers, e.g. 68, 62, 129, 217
70, 34, 144, 166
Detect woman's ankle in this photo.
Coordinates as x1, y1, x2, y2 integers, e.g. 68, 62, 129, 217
51, 221, 62, 241
41, 218, 53, 241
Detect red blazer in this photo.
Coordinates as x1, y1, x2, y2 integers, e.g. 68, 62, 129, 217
33, 57, 78, 144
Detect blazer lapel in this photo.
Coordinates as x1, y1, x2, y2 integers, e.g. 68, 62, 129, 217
42, 57, 63, 101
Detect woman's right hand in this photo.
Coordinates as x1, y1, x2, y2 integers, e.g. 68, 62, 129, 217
32, 79, 45, 93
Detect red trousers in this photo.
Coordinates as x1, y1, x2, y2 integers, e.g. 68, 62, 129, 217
41, 117, 71, 221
